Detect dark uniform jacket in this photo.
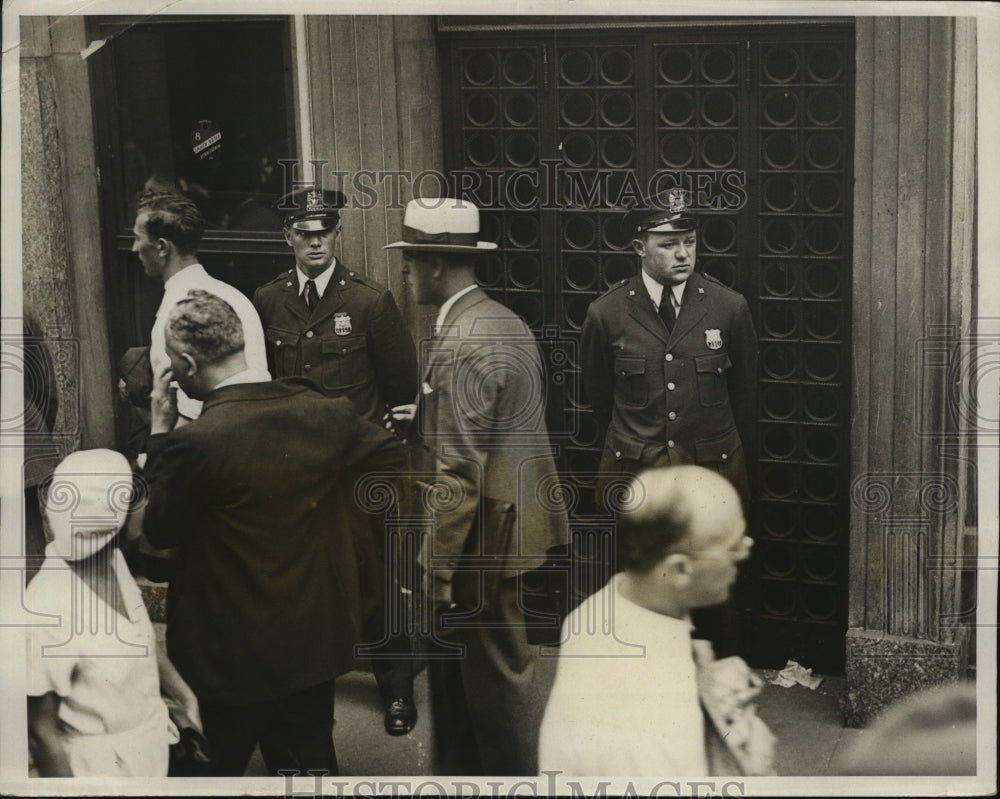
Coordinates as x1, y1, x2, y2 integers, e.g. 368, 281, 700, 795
580, 269, 758, 504
252, 260, 418, 422
143, 378, 405, 704
420, 287, 569, 586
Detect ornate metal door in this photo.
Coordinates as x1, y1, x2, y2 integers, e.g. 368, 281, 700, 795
440, 21, 854, 673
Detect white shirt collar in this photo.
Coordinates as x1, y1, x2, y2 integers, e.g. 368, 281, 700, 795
641, 269, 687, 311
163, 263, 208, 292
212, 367, 272, 390
295, 259, 337, 298
435, 284, 478, 333
612, 572, 695, 637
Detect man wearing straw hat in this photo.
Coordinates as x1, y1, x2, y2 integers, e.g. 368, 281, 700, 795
386, 197, 568, 775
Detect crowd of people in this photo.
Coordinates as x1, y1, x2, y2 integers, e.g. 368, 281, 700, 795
23, 185, 973, 781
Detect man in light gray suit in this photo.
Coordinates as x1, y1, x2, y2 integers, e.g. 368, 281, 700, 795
386, 198, 568, 775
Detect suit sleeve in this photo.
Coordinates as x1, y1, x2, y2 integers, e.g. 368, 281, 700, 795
142, 432, 205, 549
580, 304, 614, 432
368, 289, 418, 409
422, 341, 509, 582
728, 295, 760, 467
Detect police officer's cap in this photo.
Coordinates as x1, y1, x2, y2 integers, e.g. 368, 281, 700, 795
623, 189, 696, 237
274, 187, 347, 232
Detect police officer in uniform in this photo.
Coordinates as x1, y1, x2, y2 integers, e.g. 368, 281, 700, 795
580, 189, 759, 656
253, 187, 420, 735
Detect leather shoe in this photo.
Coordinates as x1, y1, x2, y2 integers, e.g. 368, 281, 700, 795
384, 696, 418, 736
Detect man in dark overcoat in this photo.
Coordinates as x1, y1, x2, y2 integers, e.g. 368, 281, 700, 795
580, 189, 759, 656
143, 289, 405, 776
385, 198, 569, 775
252, 187, 420, 734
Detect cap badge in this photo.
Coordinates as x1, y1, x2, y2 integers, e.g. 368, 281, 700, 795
668, 189, 687, 214
334, 313, 352, 336
306, 190, 324, 211
705, 329, 722, 350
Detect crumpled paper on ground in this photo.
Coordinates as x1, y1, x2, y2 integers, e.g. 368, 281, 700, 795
772, 659, 824, 690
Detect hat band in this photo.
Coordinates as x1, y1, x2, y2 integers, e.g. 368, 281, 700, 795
642, 212, 693, 228
403, 225, 479, 247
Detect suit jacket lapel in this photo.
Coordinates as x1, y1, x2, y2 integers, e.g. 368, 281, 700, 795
307, 262, 349, 326
626, 275, 670, 346
669, 271, 708, 345
282, 274, 311, 324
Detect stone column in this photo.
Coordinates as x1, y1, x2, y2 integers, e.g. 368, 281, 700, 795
20, 15, 113, 457
847, 16, 977, 726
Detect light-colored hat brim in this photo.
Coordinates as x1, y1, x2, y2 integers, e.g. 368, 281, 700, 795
384, 241, 498, 253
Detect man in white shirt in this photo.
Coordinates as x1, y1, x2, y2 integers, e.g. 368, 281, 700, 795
538, 465, 755, 776
133, 189, 269, 424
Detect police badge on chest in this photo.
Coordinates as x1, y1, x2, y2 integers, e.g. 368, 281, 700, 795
705, 329, 723, 350
334, 313, 352, 336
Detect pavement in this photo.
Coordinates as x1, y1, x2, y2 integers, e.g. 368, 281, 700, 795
155, 621, 862, 778
239, 663, 864, 778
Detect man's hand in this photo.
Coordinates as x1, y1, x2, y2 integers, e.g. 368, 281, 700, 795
150, 363, 178, 434
157, 640, 203, 733
384, 403, 417, 441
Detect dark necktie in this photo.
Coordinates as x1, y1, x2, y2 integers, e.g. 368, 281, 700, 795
304, 279, 318, 311
659, 290, 676, 332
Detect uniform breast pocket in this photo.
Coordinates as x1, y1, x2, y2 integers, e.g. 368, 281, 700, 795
266, 328, 300, 377
695, 352, 732, 408
613, 355, 648, 407
320, 335, 369, 390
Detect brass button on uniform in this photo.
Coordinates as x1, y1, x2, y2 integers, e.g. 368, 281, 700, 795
665, 353, 674, 362
668, 411, 677, 420
667, 440, 675, 448
667, 382, 676, 391
306, 331, 314, 338
304, 364, 312, 372
275, 339, 282, 346
615, 450, 622, 459
721, 453, 728, 461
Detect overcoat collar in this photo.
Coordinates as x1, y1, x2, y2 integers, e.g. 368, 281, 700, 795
201, 376, 319, 414
626, 270, 710, 346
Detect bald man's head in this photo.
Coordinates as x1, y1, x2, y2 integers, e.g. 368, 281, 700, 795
617, 466, 743, 571
616, 466, 750, 615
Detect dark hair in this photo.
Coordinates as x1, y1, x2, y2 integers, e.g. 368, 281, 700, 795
615, 469, 694, 573
136, 190, 205, 255
165, 290, 244, 366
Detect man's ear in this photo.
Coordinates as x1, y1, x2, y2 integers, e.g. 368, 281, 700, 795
156, 237, 171, 257
630, 237, 646, 257
180, 352, 198, 376
659, 552, 693, 586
